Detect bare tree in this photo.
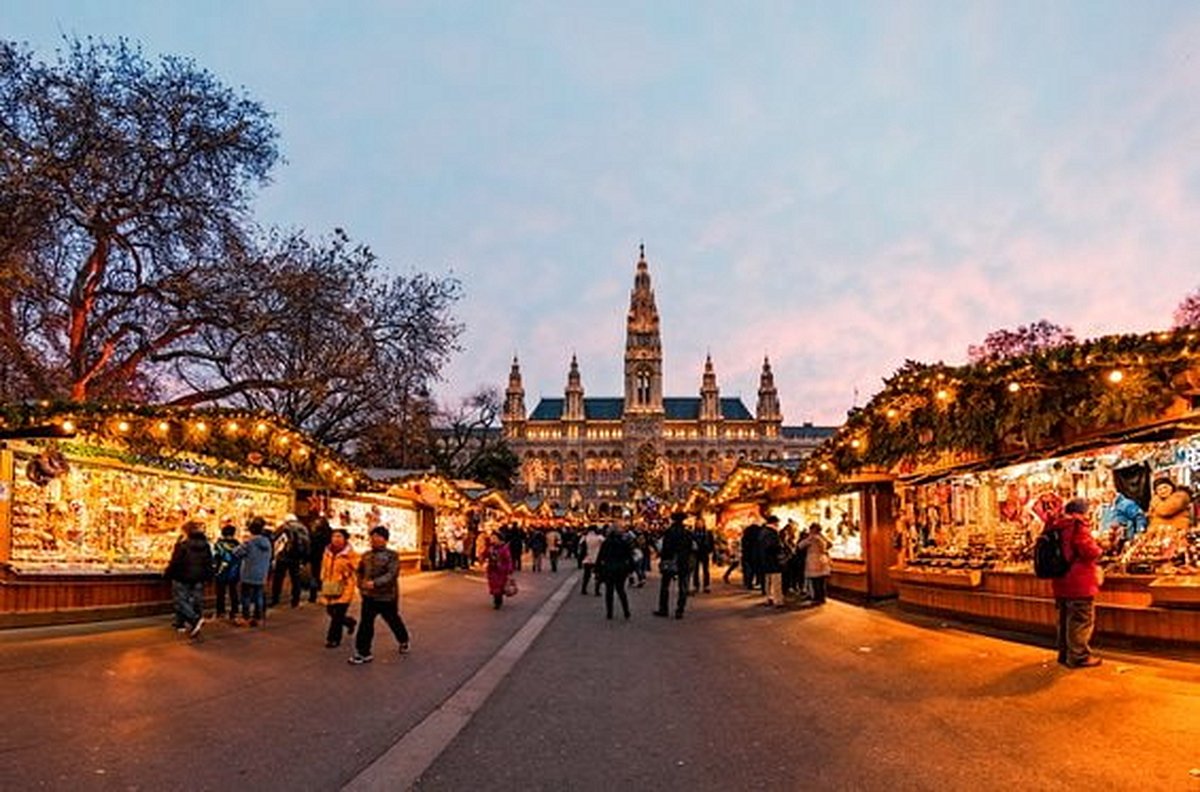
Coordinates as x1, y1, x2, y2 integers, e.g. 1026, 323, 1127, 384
429, 387, 518, 489
967, 320, 1077, 364
0, 37, 279, 401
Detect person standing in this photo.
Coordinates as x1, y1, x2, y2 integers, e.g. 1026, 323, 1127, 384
165, 520, 213, 638
761, 515, 785, 607
349, 526, 411, 665
319, 528, 358, 648
597, 524, 634, 620
546, 526, 562, 572
654, 513, 694, 619
485, 532, 514, 609
580, 526, 606, 596
721, 531, 741, 585
271, 515, 309, 608
796, 523, 832, 605
528, 529, 548, 572
307, 511, 332, 603
507, 525, 526, 572
690, 518, 714, 594
741, 521, 763, 591
235, 517, 273, 626
1049, 499, 1103, 668
212, 521, 241, 621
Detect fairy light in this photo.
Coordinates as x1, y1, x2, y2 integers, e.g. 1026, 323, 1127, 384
157, 420, 170, 434
60, 420, 76, 434
1008, 382, 1021, 393
1108, 369, 1125, 384
936, 389, 950, 401
224, 421, 240, 436
116, 420, 131, 433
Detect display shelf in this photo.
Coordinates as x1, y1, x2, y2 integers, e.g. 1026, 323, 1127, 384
890, 565, 983, 589
1148, 576, 1200, 609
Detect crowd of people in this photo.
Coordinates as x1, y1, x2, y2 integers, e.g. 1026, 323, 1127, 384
163, 509, 837, 665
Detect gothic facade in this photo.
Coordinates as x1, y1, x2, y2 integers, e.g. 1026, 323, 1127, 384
502, 246, 836, 512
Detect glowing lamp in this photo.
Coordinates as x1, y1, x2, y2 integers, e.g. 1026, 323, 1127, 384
225, 421, 240, 435
1108, 370, 1125, 384
1008, 382, 1021, 393
61, 420, 76, 434
936, 389, 950, 401
194, 421, 209, 433
116, 420, 130, 433
157, 421, 170, 434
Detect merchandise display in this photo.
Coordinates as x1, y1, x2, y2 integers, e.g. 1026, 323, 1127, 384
900, 435, 1200, 576
771, 492, 864, 560
9, 445, 290, 573
330, 495, 419, 554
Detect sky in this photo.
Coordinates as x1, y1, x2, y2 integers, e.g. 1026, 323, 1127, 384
7, 2, 1200, 425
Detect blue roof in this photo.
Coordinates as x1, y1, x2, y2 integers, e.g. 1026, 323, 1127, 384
527, 396, 753, 421
782, 424, 838, 440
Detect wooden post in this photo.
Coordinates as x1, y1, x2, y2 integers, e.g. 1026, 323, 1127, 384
0, 444, 12, 566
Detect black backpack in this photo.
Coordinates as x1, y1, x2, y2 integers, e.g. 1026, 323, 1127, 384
1033, 527, 1071, 579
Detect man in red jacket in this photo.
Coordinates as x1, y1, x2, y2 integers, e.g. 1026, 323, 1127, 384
1049, 498, 1103, 668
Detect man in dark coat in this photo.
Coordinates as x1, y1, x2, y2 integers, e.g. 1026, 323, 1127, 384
165, 520, 214, 638
690, 518, 715, 593
307, 511, 332, 603
741, 521, 763, 591
654, 512, 695, 619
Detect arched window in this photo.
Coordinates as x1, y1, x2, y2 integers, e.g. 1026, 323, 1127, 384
636, 369, 652, 404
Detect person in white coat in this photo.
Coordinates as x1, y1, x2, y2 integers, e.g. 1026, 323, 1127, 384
795, 523, 832, 605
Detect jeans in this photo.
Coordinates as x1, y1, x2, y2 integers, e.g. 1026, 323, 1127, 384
604, 574, 630, 619
215, 578, 240, 617
356, 597, 410, 656
171, 580, 204, 628
581, 563, 601, 595
810, 575, 828, 604
326, 602, 356, 644
658, 565, 690, 616
240, 582, 265, 621
1056, 597, 1096, 664
271, 559, 303, 607
549, 550, 560, 572
691, 555, 711, 591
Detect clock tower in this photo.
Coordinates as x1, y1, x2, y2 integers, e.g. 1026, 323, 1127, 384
623, 245, 665, 464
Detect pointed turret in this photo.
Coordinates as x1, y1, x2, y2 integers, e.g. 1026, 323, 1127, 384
564, 354, 585, 422
503, 354, 526, 439
700, 353, 721, 424
624, 244, 664, 415
756, 355, 783, 437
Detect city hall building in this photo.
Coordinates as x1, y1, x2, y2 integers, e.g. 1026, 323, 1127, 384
501, 246, 836, 512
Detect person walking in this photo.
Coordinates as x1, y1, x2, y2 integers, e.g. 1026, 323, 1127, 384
165, 520, 213, 638
761, 515, 785, 607
654, 513, 694, 619
580, 525, 606, 596
349, 526, 411, 665
528, 529, 547, 572
1048, 499, 1103, 668
721, 531, 741, 584
507, 525, 526, 572
597, 523, 634, 620
319, 528, 359, 648
234, 517, 273, 627
690, 519, 714, 594
546, 527, 562, 572
795, 523, 832, 605
485, 532, 514, 609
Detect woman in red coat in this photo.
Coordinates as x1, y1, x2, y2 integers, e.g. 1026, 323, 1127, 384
485, 533, 513, 610
1049, 499, 1103, 668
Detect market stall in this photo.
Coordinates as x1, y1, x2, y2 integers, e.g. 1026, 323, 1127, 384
768, 475, 899, 600
0, 404, 354, 627
809, 330, 1200, 646
893, 431, 1200, 642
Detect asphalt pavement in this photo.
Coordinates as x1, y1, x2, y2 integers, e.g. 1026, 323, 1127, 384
2, 566, 1199, 791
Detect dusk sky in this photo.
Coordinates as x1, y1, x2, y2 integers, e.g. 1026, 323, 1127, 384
9, 2, 1200, 425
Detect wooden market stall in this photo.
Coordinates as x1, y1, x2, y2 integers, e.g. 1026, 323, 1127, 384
0, 403, 356, 627
816, 330, 1200, 646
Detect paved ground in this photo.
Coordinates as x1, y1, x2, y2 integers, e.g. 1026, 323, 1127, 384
2, 568, 1199, 791
0, 566, 567, 791
413, 580, 1200, 792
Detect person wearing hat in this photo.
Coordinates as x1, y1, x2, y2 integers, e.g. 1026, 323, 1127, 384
349, 526, 411, 665
654, 512, 694, 619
